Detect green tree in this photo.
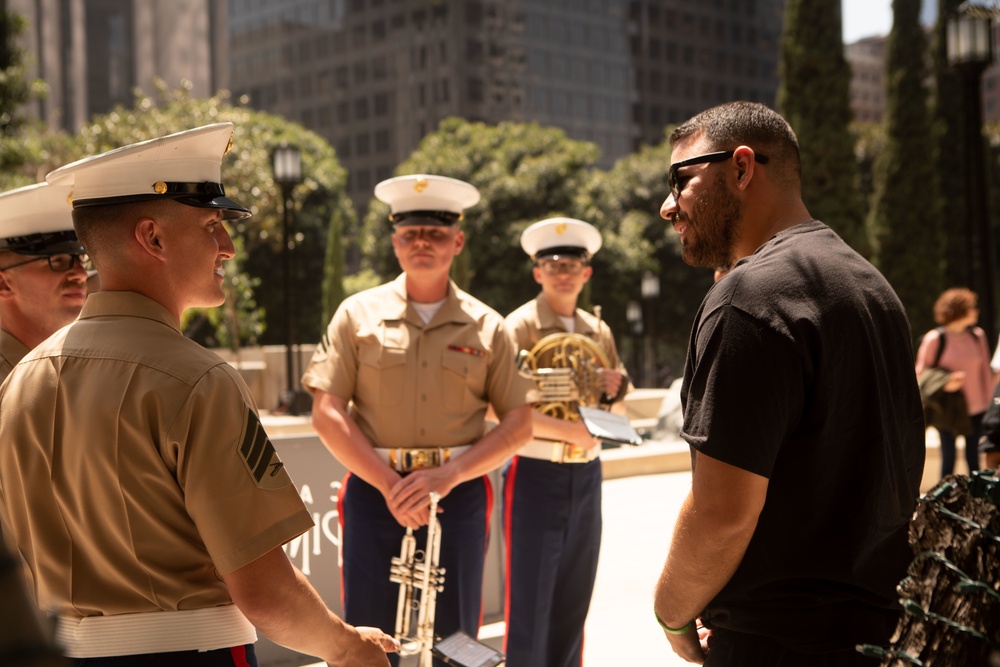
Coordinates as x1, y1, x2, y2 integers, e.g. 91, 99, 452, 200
575, 135, 713, 386
30, 82, 352, 348
932, 0, 970, 289
0, 8, 44, 179
867, 0, 942, 338
851, 121, 886, 210
321, 203, 349, 326
359, 118, 600, 317
778, 0, 870, 256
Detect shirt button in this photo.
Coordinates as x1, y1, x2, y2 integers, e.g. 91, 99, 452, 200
421, 394, 427, 401
420, 428, 426, 436
422, 360, 427, 367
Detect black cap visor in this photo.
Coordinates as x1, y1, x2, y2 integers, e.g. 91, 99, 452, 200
71, 181, 252, 220
174, 194, 252, 220
0, 230, 85, 256
390, 210, 461, 227
535, 245, 589, 261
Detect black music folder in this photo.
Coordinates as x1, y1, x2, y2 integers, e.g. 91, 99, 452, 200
578, 406, 644, 446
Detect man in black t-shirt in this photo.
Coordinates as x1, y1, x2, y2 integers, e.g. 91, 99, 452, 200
652, 102, 925, 666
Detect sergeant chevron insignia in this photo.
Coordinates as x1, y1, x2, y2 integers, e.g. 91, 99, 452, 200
238, 409, 292, 489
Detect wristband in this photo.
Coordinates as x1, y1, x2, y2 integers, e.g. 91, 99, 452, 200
654, 610, 693, 635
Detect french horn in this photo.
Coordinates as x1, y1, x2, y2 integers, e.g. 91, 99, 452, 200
519, 332, 610, 420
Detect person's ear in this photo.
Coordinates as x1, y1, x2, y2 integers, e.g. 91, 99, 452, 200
453, 229, 465, 255
732, 145, 757, 191
532, 266, 543, 285
135, 218, 165, 260
0, 271, 14, 298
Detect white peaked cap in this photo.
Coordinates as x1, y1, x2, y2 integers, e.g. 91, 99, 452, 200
375, 174, 480, 225
0, 182, 84, 255
520, 217, 602, 258
46, 123, 250, 220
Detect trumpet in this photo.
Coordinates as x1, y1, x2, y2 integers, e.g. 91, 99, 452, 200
389, 492, 445, 667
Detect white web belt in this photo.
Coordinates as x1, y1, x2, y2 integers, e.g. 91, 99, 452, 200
55, 604, 257, 658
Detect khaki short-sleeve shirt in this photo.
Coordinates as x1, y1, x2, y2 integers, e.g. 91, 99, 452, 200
303, 274, 536, 448
505, 293, 627, 375
0, 329, 29, 384
0, 292, 313, 619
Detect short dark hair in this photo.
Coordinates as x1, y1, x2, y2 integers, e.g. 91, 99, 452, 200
670, 101, 802, 183
71, 200, 166, 262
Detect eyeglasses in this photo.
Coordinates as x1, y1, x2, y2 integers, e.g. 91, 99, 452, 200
394, 227, 457, 245
0, 253, 91, 273
667, 150, 770, 200
537, 258, 588, 276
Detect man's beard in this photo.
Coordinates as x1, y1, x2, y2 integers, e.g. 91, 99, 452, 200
678, 171, 742, 270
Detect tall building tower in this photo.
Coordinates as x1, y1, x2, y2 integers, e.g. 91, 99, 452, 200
844, 26, 1000, 125
6, 0, 227, 132
845, 35, 888, 123
228, 0, 784, 211
626, 0, 784, 148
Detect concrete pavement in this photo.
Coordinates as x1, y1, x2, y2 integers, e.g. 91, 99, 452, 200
582, 470, 694, 667
300, 429, 957, 667
303, 468, 694, 667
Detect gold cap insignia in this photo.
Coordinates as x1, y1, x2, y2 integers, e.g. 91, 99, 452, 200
556, 222, 567, 235
153, 181, 168, 195
414, 178, 428, 193
67, 191, 74, 205
224, 133, 233, 156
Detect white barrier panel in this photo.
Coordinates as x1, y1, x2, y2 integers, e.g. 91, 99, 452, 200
258, 432, 505, 667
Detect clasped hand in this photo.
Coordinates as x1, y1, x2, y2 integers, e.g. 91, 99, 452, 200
384, 468, 451, 529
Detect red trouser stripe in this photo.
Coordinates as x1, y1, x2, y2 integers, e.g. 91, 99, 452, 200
478, 473, 494, 629
501, 455, 521, 654
229, 645, 251, 667
337, 471, 352, 611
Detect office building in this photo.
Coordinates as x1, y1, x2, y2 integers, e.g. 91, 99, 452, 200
846, 35, 888, 123
228, 0, 784, 209
845, 24, 1000, 125
5, 0, 227, 133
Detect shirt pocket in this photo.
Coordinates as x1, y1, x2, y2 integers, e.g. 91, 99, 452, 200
358, 343, 408, 407
441, 347, 488, 413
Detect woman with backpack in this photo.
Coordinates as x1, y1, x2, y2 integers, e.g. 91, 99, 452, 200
915, 288, 993, 479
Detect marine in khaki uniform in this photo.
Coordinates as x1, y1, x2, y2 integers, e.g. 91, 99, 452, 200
0, 124, 396, 667
303, 174, 536, 665
0, 182, 88, 666
502, 218, 629, 667
0, 182, 88, 382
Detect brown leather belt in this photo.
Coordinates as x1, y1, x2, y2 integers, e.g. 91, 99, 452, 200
374, 445, 472, 472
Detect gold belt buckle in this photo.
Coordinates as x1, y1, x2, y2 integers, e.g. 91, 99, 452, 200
561, 443, 589, 464
390, 447, 451, 472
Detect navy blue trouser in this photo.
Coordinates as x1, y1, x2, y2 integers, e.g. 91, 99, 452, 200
938, 411, 983, 477
75, 644, 256, 666
339, 473, 491, 667
503, 456, 602, 667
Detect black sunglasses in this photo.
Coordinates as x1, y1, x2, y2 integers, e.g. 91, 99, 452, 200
0, 253, 91, 273
668, 150, 769, 200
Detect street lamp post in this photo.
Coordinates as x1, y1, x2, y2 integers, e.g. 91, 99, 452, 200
626, 300, 643, 386
948, 3, 996, 344
271, 143, 307, 414
641, 271, 660, 388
